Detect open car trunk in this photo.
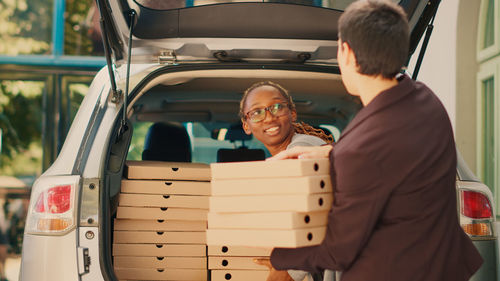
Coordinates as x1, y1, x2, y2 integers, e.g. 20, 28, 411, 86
96, 1, 441, 280
101, 63, 360, 281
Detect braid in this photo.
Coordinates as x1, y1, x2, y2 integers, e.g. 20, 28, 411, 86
293, 121, 334, 144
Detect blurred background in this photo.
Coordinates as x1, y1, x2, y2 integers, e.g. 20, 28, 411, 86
0, 0, 104, 280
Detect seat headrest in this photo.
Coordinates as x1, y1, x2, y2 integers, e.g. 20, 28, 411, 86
142, 122, 192, 162
217, 147, 265, 162
225, 123, 252, 142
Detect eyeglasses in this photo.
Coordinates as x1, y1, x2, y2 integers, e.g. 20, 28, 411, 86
245, 103, 290, 123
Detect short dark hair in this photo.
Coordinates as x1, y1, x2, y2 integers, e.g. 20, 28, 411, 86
338, 0, 409, 79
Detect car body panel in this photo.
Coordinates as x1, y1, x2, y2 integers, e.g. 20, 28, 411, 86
470, 239, 499, 281
20, 231, 79, 281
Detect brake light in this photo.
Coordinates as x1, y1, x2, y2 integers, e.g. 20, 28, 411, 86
460, 190, 494, 237
35, 185, 71, 213
26, 176, 79, 234
461, 190, 493, 218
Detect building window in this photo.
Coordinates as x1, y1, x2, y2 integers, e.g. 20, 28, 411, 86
0, 0, 54, 55
481, 77, 495, 192
478, 0, 499, 61
64, 0, 104, 56
0, 80, 44, 177
484, 0, 495, 49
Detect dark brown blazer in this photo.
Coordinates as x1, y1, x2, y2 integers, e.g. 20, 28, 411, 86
271, 75, 483, 281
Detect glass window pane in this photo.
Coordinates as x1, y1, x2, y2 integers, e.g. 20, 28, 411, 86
483, 0, 495, 49
0, 0, 53, 55
0, 80, 44, 177
128, 122, 154, 161
64, 0, 104, 56
68, 83, 88, 122
482, 77, 495, 192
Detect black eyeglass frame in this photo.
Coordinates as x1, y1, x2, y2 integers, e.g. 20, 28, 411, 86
244, 102, 291, 123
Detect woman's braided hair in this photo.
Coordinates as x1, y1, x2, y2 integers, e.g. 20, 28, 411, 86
240, 81, 334, 144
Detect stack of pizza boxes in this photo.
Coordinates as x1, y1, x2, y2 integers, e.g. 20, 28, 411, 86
113, 160, 211, 281
207, 159, 332, 281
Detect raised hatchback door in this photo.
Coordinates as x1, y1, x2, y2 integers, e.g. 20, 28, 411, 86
96, 0, 440, 66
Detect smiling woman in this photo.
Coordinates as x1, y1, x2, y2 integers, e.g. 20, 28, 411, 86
240, 81, 333, 156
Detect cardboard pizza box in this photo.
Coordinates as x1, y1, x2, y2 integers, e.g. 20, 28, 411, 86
209, 193, 332, 213
118, 194, 209, 209
211, 270, 268, 281
207, 246, 271, 257
126, 160, 210, 181
114, 219, 207, 231
114, 267, 207, 281
114, 231, 206, 244
114, 256, 207, 269
206, 227, 326, 248
210, 158, 329, 180
211, 175, 331, 196
116, 207, 208, 221
207, 211, 328, 229
113, 244, 206, 257
209, 257, 269, 270
121, 179, 211, 196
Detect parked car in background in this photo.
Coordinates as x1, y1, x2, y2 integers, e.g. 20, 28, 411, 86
19, 0, 498, 281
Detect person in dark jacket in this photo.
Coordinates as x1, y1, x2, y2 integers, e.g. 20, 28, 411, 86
258, 1, 484, 281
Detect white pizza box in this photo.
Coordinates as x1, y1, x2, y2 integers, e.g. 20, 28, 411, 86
113, 244, 206, 257
114, 231, 206, 244
114, 256, 207, 269
114, 219, 207, 231
211, 270, 268, 281
118, 193, 209, 209
207, 246, 271, 257
207, 211, 328, 229
121, 179, 211, 196
210, 158, 329, 180
209, 193, 332, 213
116, 207, 208, 221
114, 267, 207, 281
209, 257, 269, 270
211, 175, 331, 196
126, 160, 210, 181
206, 227, 326, 248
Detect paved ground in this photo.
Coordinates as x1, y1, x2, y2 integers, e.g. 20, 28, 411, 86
5, 256, 20, 281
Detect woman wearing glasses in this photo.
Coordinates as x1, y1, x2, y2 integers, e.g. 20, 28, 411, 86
239, 81, 334, 156
240, 81, 332, 281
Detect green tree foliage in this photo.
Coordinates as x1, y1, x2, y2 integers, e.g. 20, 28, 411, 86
0, 0, 52, 55
0, 81, 43, 175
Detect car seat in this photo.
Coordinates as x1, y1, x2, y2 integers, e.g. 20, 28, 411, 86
142, 122, 192, 162
217, 123, 265, 162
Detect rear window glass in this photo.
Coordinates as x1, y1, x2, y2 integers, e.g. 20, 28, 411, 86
134, 0, 399, 11
127, 121, 340, 164
127, 121, 271, 164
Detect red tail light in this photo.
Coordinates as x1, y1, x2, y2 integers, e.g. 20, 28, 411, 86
35, 185, 72, 214
26, 176, 79, 234
461, 190, 493, 219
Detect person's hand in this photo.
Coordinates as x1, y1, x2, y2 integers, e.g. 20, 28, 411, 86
254, 258, 294, 281
268, 145, 333, 161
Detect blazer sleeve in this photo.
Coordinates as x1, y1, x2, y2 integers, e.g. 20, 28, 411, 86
271, 147, 392, 273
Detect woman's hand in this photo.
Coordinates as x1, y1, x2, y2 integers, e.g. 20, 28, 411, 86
254, 258, 294, 281
268, 145, 333, 160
